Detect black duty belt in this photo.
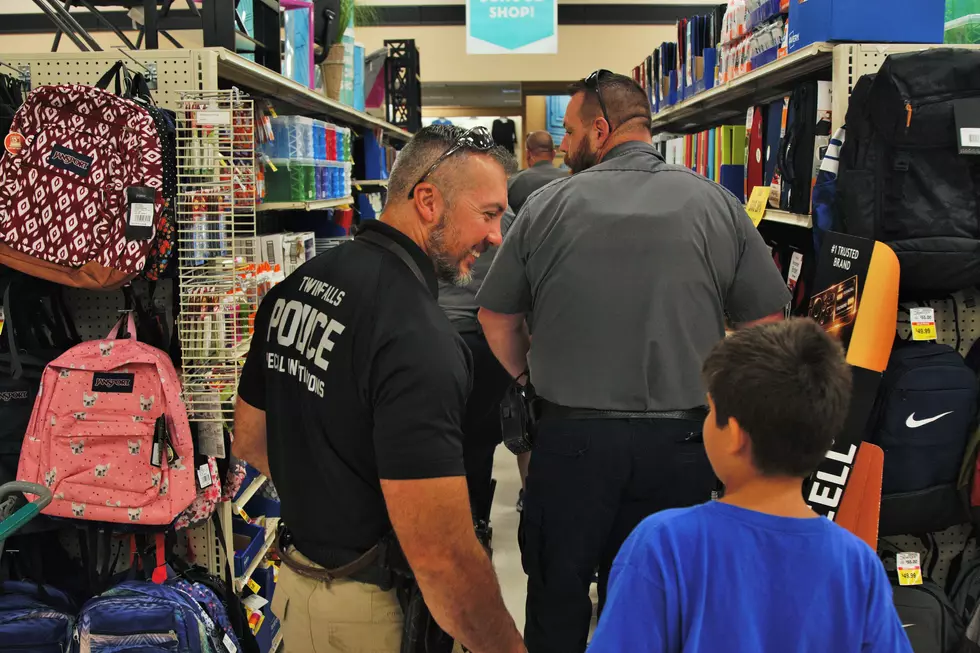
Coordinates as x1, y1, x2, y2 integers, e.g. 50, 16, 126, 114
538, 399, 707, 422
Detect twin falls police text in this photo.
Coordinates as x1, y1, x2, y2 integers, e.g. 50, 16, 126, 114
265, 276, 347, 398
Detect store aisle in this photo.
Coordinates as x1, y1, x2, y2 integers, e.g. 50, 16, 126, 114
489, 447, 601, 639
488, 446, 528, 631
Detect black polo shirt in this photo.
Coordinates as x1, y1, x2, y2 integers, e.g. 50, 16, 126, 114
237, 220, 472, 565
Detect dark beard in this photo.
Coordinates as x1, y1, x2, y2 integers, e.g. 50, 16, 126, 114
429, 213, 473, 287
566, 137, 599, 173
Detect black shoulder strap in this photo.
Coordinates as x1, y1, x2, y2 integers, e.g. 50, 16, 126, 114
356, 229, 427, 288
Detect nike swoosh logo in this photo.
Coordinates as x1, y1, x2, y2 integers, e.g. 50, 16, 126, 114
906, 412, 953, 428
903, 624, 915, 629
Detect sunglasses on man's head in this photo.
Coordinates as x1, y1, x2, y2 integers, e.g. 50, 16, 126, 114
407, 127, 496, 199
584, 69, 614, 129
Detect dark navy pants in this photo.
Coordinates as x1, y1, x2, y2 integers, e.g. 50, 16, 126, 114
522, 416, 716, 653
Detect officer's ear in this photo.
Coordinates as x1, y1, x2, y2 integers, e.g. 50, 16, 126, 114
412, 182, 444, 226
592, 116, 611, 144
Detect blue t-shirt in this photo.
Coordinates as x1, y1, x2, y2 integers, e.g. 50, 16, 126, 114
589, 501, 912, 653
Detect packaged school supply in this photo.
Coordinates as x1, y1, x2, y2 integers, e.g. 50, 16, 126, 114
16, 314, 196, 526
869, 340, 977, 536
0, 62, 164, 290
836, 49, 980, 294
0, 580, 75, 653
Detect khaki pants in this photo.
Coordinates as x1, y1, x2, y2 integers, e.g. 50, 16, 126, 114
272, 548, 403, 653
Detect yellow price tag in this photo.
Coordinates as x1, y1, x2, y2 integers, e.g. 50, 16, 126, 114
246, 578, 261, 594
267, 160, 278, 173
910, 307, 937, 342
897, 552, 923, 586
745, 186, 770, 227
237, 506, 251, 522
0, 307, 5, 337
355, 184, 362, 192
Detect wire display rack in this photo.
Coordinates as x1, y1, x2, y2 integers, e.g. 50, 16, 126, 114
176, 90, 257, 424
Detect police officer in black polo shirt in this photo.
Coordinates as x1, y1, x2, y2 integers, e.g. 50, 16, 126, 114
478, 72, 790, 653
234, 125, 525, 653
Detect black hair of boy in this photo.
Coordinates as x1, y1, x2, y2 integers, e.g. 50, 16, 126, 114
701, 319, 852, 477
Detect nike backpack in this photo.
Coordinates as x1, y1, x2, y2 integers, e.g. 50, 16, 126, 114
835, 48, 980, 295
892, 578, 964, 653
869, 340, 977, 536
15, 314, 196, 526
0, 61, 164, 290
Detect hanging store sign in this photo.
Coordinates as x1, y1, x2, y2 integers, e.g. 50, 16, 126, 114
466, 0, 558, 55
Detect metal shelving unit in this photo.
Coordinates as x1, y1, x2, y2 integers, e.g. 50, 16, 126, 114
354, 180, 389, 187
256, 197, 354, 212
211, 48, 412, 142
236, 519, 279, 593
761, 210, 812, 229
652, 43, 980, 135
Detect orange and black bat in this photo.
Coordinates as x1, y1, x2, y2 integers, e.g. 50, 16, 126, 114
804, 237, 899, 548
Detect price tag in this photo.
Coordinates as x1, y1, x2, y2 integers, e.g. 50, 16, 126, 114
0, 306, 5, 337
196, 110, 231, 126
247, 577, 261, 594
222, 632, 237, 653
910, 307, 937, 342
197, 463, 213, 489
745, 186, 770, 227
237, 506, 251, 522
897, 552, 923, 586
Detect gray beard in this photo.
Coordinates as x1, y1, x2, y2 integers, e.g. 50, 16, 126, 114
429, 213, 472, 287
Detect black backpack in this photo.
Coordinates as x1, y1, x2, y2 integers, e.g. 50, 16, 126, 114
869, 340, 977, 536
0, 271, 80, 486
893, 578, 965, 653
836, 48, 980, 295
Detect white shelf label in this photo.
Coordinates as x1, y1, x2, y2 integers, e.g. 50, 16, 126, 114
196, 110, 231, 125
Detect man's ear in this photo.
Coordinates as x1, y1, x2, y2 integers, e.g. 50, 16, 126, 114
412, 184, 442, 226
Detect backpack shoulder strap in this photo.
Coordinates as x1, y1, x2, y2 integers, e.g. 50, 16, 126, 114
355, 230, 426, 288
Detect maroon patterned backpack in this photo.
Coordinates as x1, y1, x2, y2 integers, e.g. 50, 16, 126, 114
0, 62, 164, 290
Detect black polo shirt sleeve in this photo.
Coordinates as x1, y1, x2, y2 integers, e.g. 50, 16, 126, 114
477, 206, 533, 315
725, 204, 793, 322
238, 287, 282, 410
368, 267, 471, 481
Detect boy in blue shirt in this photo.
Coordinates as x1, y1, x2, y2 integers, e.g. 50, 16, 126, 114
589, 319, 912, 653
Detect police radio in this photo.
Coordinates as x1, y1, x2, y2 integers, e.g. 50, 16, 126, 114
501, 371, 539, 455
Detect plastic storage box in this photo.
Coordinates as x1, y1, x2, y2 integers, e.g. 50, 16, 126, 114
788, 0, 944, 53
946, 14, 980, 42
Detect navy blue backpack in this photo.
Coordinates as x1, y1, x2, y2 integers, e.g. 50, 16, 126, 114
0, 581, 75, 652
871, 339, 978, 536
71, 580, 220, 652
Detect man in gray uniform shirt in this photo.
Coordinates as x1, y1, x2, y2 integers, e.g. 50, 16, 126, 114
508, 131, 568, 214
477, 71, 791, 653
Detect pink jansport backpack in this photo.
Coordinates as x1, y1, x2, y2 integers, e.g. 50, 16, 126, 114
0, 62, 164, 290
16, 315, 195, 525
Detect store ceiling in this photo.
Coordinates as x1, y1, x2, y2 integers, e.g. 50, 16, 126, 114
423, 82, 523, 109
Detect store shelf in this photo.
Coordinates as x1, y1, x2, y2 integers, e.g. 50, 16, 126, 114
353, 180, 389, 188
762, 210, 812, 229
236, 520, 278, 593
256, 197, 353, 212
233, 474, 268, 515
272, 631, 283, 653
651, 42, 835, 134
210, 48, 413, 142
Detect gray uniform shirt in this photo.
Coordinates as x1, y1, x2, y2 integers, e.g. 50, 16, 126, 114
507, 161, 569, 214
477, 141, 791, 411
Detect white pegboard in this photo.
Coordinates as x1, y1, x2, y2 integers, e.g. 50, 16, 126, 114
831, 43, 980, 133
62, 280, 175, 342
0, 50, 208, 112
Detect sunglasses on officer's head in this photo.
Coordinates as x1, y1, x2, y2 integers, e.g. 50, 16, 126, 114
407, 126, 496, 199
584, 69, 614, 129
